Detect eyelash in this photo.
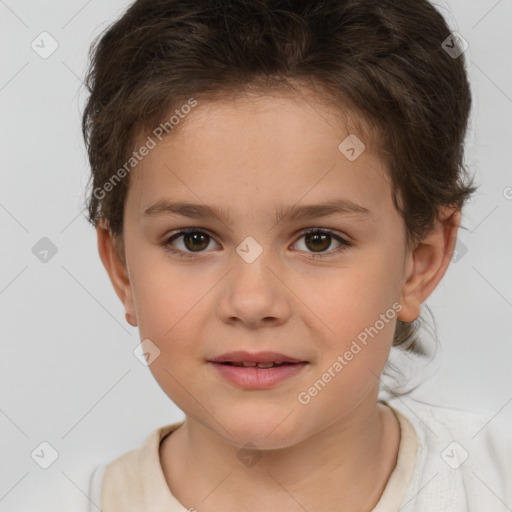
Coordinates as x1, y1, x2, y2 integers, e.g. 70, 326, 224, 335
161, 227, 352, 260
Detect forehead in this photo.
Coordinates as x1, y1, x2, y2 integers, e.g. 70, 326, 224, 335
127, 91, 393, 222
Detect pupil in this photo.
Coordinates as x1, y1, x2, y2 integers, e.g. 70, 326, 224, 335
185, 232, 209, 251
306, 232, 330, 252
182, 232, 331, 253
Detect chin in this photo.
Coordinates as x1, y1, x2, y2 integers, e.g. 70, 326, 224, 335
214, 409, 307, 451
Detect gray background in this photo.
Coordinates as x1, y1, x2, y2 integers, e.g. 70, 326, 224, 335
1, 0, 511, 509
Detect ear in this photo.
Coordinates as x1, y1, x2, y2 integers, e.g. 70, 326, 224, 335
398, 206, 461, 322
96, 222, 137, 326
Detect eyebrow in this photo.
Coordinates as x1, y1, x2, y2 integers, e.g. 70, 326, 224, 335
143, 198, 373, 224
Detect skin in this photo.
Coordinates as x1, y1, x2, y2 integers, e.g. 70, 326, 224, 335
97, 87, 460, 511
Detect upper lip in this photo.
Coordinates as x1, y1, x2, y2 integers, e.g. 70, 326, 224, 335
208, 351, 307, 364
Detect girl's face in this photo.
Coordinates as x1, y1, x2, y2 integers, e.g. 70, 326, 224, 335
107, 90, 420, 449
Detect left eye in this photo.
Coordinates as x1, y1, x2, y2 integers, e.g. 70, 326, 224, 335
162, 228, 351, 259
293, 229, 351, 258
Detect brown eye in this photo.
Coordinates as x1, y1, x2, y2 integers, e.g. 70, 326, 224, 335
293, 229, 351, 259
304, 232, 331, 253
164, 229, 219, 255
181, 232, 210, 252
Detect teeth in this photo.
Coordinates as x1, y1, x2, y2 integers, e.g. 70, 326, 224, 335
256, 362, 275, 368
226, 361, 288, 368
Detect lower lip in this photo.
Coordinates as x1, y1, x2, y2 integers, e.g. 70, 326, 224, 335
209, 362, 308, 389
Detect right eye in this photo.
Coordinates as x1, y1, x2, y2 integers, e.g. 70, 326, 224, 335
162, 228, 220, 258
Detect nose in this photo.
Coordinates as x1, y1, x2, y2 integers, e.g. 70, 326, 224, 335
216, 253, 292, 329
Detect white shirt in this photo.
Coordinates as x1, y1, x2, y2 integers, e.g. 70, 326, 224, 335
75, 395, 512, 511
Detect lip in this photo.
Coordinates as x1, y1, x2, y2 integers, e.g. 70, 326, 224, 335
208, 351, 306, 364
208, 351, 309, 389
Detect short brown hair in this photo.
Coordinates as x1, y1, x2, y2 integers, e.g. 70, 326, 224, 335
81, 0, 478, 369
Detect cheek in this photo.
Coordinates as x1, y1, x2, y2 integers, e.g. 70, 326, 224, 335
307, 260, 400, 342
129, 251, 208, 339
296, 257, 401, 404
297, 287, 398, 419
130, 262, 213, 412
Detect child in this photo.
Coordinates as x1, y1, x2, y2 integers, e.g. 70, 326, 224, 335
76, 0, 512, 510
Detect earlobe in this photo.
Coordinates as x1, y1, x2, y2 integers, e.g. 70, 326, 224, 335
96, 222, 138, 327
398, 207, 461, 323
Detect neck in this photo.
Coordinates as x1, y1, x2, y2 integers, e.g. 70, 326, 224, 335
159, 393, 400, 512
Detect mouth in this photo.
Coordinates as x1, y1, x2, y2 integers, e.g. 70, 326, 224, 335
217, 361, 301, 368
207, 351, 309, 389
208, 350, 308, 366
